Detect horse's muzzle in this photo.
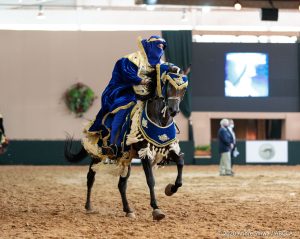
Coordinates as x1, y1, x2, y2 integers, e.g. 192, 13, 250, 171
169, 108, 180, 117
168, 98, 180, 117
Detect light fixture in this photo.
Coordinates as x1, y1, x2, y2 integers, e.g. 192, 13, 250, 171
144, 0, 157, 10
234, 1, 242, 10
202, 6, 211, 13
146, 5, 155, 11
181, 9, 188, 22
144, 0, 157, 4
36, 5, 45, 19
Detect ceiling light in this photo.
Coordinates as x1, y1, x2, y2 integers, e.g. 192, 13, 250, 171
202, 6, 211, 13
146, 5, 155, 11
144, 0, 157, 4
36, 5, 45, 19
181, 9, 188, 22
234, 1, 242, 11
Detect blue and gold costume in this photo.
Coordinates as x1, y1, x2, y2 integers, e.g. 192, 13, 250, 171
87, 36, 167, 155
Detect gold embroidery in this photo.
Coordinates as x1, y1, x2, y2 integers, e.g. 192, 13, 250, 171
142, 118, 148, 128
158, 134, 170, 142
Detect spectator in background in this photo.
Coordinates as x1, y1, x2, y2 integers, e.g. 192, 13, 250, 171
0, 113, 8, 154
218, 118, 234, 176
0, 114, 5, 136
228, 119, 239, 165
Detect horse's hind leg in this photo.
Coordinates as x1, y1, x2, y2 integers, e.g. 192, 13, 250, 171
142, 157, 165, 221
118, 165, 135, 218
165, 152, 184, 196
85, 158, 99, 212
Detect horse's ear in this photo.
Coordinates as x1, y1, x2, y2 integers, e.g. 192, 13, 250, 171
183, 64, 191, 75
145, 70, 156, 80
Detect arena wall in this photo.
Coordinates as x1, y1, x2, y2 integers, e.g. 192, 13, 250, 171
1, 30, 299, 165
192, 112, 300, 146
0, 30, 167, 140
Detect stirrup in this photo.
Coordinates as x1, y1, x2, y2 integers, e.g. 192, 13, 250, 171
102, 144, 117, 157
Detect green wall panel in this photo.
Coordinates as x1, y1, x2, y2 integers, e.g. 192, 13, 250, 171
288, 141, 300, 165
0, 140, 90, 165
0, 140, 196, 165
179, 141, 194, 165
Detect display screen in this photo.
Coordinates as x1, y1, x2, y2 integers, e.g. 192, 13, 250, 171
225, 53, 269, 97
191, 43, 299, 112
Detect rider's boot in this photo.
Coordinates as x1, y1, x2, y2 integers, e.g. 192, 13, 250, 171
102, 144, 123, 159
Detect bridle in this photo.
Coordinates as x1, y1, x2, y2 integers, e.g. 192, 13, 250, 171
159, 81, 183, 119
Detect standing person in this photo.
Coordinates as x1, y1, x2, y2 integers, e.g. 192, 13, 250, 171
218, 118, 234, 176
0, 114, 8, 154
86, 36, 167, 158
228, 119, 239, 168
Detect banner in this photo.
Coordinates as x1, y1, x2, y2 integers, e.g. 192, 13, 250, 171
246, 141, 288, 163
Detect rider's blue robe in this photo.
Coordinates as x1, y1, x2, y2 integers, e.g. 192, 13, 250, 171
88, 36, 167, 149
88, 58, 141, 144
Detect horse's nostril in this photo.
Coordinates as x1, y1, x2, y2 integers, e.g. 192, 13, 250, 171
170, 111, 177, 117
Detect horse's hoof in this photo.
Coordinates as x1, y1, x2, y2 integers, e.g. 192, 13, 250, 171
85, 208, 98, 214
152, 209, 165, 221
165, 184, 175, 196
126, 212, 136, 218
85, 206, 92, 211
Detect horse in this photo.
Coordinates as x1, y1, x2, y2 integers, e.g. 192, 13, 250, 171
65, 63, 188, 220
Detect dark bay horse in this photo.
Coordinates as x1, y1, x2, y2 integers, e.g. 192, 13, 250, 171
65, 64, 188, 220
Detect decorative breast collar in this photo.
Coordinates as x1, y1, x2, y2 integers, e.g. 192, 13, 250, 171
138, 101, 176, 147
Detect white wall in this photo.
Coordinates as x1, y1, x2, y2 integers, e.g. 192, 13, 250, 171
0, 30, 161, 140
192, 112, 300, 146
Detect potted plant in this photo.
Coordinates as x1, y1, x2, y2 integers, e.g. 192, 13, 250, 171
195, 144, 211, 157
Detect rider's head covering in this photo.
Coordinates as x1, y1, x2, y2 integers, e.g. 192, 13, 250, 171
141, 36, 167, 66
156, 62, 188, 98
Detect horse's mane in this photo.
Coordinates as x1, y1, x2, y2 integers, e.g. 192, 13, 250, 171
136, 64, 184, 101
135, 70, 157, 101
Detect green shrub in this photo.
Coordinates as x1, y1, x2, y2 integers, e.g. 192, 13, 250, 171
195, 145, 211, 151
65, 83, 96, 117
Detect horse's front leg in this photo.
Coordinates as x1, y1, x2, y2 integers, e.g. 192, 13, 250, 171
85, 158, 100, 212
142, 156, 165, 221
118, 165, 135, 218
165, 151, 184, 196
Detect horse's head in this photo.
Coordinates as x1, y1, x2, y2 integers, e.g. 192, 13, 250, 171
156, 63, 188, 117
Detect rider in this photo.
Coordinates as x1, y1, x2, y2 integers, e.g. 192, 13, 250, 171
87, 36, 167, 158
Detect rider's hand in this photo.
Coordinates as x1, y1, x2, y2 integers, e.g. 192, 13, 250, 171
141, 78, 151, 85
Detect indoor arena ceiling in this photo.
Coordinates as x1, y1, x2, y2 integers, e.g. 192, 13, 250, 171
154, 0, 300, 9
0, 0, 299, 10
1, 0, 300, 33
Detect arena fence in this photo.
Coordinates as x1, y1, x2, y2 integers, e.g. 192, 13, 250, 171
0, 140, 299, 165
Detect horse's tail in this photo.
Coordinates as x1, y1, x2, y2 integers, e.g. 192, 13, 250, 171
64, 135, 88, 163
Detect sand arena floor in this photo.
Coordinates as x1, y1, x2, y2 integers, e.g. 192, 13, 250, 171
0, 165, 300, 239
